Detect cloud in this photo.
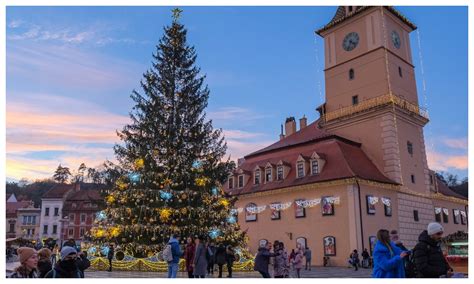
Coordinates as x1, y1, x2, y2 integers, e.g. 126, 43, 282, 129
7, 19, 143, 46
208, 107, 269, 122
6, 92, 128, 180
225, 139, 273, 161
7, 42, 144, 90
426, 147, 468, 171
442, 137, 468, 150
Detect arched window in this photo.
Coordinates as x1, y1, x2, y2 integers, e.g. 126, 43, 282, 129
349, 68, 355, 80
398, 66, 403, 77
245, 203, 258, 222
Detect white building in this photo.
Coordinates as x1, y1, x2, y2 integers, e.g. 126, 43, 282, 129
39, 184, 78, 242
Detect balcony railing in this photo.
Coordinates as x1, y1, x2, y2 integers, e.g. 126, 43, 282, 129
323, 93, 429, 122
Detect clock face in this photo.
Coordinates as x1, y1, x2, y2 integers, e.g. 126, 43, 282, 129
391, 31, 401, 49
342, 32, 359, 52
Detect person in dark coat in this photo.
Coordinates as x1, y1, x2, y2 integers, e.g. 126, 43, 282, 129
206, 241, 216, 275
215, 243, 227, 278
44, 246, 83, 278
254, 242, 277, 278
76, 251, 90, 276
413, 223, 453, 278
184, 236, 196, 278
372, 229, 408, 278
9, 247, 38, 278
37, 248, 52, 278
361, 248, 370, 268
225, 245, 236, 278
193, 236, 208, 278
107, 244, 114, 272
351, 249, 360, 271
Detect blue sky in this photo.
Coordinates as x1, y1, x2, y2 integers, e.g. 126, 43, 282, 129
6, 6, 468, 181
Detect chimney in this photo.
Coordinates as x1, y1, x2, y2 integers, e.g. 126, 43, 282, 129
74, 182, 81, 192
299, 115, 307, 130
279, 124, 285, 140
285, 117, 296, 136
237, 158, 245, 167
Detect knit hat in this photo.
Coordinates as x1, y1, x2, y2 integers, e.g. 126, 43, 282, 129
38, 247, 52, 260
427, 222, 444, 235
61, 246, 77, 260
17, 247, 37, 264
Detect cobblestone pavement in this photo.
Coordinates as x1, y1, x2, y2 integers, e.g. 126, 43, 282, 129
85, 266, 372, 278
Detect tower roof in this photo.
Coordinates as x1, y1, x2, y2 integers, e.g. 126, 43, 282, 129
316, 6, 417, 36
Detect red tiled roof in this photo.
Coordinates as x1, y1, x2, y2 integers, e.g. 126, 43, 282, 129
226, 137, 396, 196
66, 189, 102, 201
315, 6, 417, 36
245, 120, 332, 158
6, 200, 32, 217
42, 184, 75, 199
436, 178, 467, 200
63, 189, 103, 211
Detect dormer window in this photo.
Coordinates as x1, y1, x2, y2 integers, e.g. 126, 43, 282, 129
265, 167, 272, 183
277, 166, 284, 181
297, 161, 304, 178
238, 175, 244, 188
254, 169, 261, 185
228, 177, 234, 189
311, 160, 319, 175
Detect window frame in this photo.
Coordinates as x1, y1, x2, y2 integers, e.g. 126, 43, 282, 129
277, 166, 284, 181
297, 161, 304, 178
254, 169, 261, 185
238, 175, 244, 188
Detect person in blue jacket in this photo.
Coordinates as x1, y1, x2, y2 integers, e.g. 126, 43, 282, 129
372, 229, 409, 278
167, 234, 182, 278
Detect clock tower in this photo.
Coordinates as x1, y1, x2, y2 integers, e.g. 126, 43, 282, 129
316, 6, 431, 195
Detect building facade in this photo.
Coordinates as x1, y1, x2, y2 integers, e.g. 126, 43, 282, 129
39, 184, 78, 243
16, 206, 41, 241
61, 189, 102, 243
6, 194, 35, 240
224, 6, 468, 267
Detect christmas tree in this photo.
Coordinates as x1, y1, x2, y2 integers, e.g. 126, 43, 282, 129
91, 8, 247, 258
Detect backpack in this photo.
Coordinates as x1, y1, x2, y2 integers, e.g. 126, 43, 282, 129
405, 243, 431, 278
404, 252, 416, 278
163, 244, 174, 262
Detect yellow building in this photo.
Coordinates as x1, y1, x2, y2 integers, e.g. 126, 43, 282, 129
224, 6, 468, 267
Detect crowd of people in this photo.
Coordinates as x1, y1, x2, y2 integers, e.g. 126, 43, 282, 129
165, 233, 236, 278
8, 238, 91, 278
370, 222, 463, 278
252, 240, 312, 278
8, 222, 463, 278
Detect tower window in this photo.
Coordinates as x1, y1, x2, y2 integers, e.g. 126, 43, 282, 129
411, 174, 415, 184
413, 210, 419, 222
398, 66, 403, 77
352, 95, 359, 105
349, 68, 355, 80
407, 141, 413, 156
349, 6, 353, 12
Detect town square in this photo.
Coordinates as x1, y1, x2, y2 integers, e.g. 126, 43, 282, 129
3, 3, 469, 280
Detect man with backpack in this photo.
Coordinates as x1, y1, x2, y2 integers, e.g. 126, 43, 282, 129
413, 222, 453, 278
165, 234, 182, 278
